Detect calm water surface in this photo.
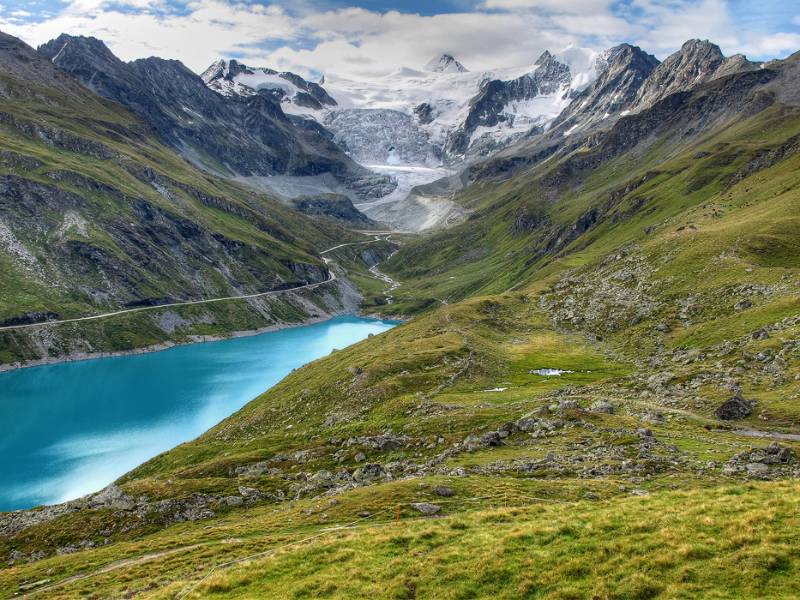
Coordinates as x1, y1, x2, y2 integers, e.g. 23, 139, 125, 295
0, 316, 396, 511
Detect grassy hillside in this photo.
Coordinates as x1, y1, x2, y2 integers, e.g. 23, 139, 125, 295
0, 33, 394, 366
3, 479, 800, 598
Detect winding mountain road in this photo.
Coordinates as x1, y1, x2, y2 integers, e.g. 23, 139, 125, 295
0, 237, 391, 332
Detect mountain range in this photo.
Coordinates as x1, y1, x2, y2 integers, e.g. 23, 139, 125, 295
190, 39, 764, 230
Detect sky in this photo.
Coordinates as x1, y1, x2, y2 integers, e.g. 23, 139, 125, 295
0, 0, 798, 79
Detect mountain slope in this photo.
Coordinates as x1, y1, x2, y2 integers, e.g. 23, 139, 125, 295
384, 57, 791, 305
551, 43, 659, 134
38, 35, 391, 202
633, 39, 758, 110
0, 31, 388, 367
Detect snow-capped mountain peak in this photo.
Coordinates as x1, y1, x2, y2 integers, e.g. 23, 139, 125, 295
424, 54, 468, 73
201, 58, 337, 114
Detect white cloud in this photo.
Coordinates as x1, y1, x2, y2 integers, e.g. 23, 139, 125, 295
737, 32, 800, 58
1, 0, 797, 79
481, 0, 609, 11
627, 0, 737, 57
1, 0, 299, 70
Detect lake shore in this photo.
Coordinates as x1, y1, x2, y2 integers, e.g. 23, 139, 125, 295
0, 309, 401, 373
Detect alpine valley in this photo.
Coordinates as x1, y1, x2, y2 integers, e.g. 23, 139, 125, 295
1, 16, 800, 600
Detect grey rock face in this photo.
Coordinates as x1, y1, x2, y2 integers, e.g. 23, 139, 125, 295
715, 395, 754, 420
38, 35, 368, 186
632, 39, 757, 112
553, 44, 659, 134
449, 51, 572, 155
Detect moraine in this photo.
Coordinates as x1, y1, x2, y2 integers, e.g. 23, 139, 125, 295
0, 316, 397, 512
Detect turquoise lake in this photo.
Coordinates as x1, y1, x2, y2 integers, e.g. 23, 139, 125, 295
0, 316, 397, 512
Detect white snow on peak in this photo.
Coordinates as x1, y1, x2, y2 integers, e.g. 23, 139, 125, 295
424, 54, 468, 73
201, 59, 329, 118
552, 45, 600, 92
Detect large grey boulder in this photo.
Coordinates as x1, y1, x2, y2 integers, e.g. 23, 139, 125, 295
715, 395, 753, 420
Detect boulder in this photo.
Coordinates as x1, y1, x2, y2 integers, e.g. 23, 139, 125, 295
590, 400, 615, 414
715, 395, 753, 420
745, 462, 770, 477
412, 503, 440, 516
432, 486, 456, 498
353, 463, 385, 483
90, 485, 134, 511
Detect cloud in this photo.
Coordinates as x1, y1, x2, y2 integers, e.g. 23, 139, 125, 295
1, 1, 299, 70
1, 0, 798, 79
281, 8, 570, 77
480, 0, 609, 11
627, 0, 738, 56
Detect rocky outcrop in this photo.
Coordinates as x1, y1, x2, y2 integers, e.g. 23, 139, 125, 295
448, 51, 572, 155
632, 39, 758, 111
552, 44, 659, 134
291, 194, 375, 227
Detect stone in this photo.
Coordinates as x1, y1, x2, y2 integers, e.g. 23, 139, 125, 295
223, 496, 244, 507
515, 417, 539, 432
745, 462, 770, 477
531, 405, 551, 417
237, 486, 264, 501
353, 463, 385, 483
589, 400, 615, 414
715, 395, 753, 420
766, 442, 793, 463
90, 485, 134, 511
734, 299, 752, 311
432, 486, 456, 497
412, 503, 440, 516
354, 452, 366, 462
558, 400, 580, 413
463, 431, 502, 450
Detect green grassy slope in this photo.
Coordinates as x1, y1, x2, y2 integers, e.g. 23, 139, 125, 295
0, 34, 388, 366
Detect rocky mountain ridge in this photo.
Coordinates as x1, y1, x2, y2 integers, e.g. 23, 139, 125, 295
424, 53, 469, 73
199, 39, 760, 232
201, 59, 337, 114
38, 35, 390, 203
